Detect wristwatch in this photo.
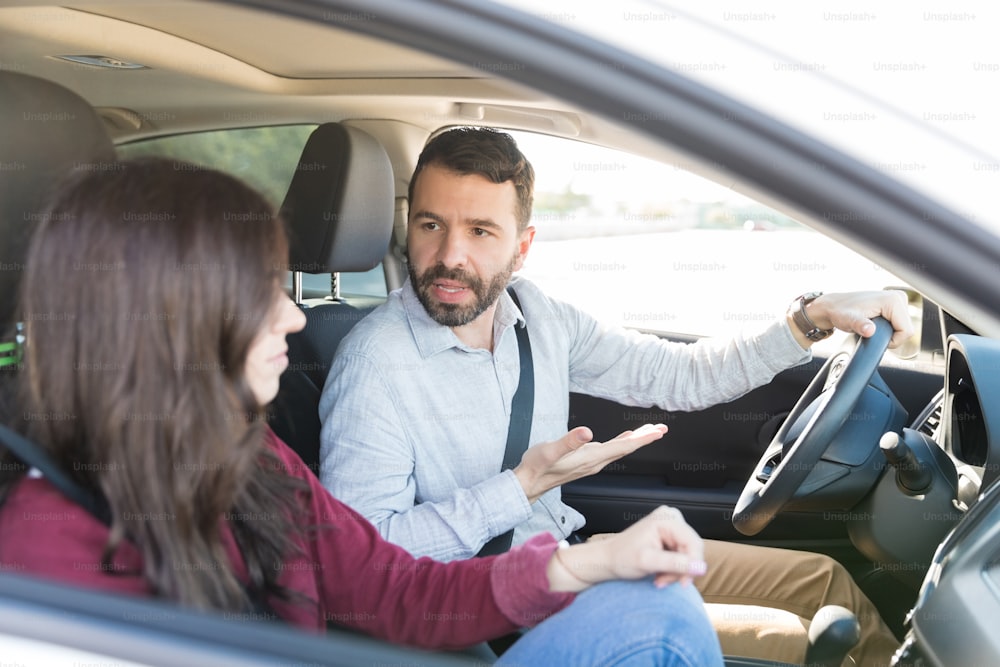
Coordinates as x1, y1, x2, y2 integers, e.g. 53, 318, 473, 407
788, 291, 834, 341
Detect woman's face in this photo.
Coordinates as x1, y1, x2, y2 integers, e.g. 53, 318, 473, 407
244, 292, 306, 405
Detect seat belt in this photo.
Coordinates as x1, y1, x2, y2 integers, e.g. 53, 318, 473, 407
476, 286, 534, 557
0, 422, 111, 524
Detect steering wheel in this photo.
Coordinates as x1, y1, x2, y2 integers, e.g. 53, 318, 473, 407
732, 317, 894, 536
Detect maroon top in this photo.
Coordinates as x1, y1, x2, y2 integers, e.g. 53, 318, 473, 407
0, 430, 574, 649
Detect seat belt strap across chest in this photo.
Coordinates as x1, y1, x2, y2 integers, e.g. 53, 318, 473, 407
476, 286, 534, 557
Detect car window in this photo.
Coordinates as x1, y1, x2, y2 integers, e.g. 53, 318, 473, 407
510, 130, 913, 352
118, 126, 387, 299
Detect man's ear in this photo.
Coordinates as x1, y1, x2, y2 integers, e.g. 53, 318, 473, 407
513, 225, 536, 271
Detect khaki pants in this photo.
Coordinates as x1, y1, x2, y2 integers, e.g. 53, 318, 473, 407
697, 540, 900, 666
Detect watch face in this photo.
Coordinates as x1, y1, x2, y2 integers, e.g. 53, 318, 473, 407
808, 328, 833, 341
799, 290, 824, 303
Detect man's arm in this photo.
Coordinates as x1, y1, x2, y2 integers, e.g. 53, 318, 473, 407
553, 286, 912, 413
318, 351, 532, 561
563, 310, 808, 413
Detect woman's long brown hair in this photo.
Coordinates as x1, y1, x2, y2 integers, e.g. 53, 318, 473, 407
9, 158, 304, 611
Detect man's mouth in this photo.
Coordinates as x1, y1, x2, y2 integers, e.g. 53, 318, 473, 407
437, 284, 465, 293
433, 281, 469, 297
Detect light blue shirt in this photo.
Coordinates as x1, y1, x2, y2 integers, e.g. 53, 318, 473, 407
318, 276, 810, 561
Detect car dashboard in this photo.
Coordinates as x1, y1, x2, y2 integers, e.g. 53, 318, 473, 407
891, 333, 1000, 665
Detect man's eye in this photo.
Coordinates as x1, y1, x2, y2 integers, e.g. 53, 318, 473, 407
422, 221, 440, 231
472, 228, 489, 237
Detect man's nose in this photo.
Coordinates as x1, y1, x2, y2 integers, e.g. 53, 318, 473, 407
435, 229, 468, 268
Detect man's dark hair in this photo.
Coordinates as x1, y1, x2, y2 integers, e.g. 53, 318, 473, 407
408, 127, 535, 230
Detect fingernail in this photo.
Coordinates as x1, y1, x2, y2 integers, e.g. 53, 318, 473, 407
687, 560, 707, 577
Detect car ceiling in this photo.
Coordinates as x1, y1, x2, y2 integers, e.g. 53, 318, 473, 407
1, 1, 744, 228
0, 2, 686, 189
1, 3, 622, 146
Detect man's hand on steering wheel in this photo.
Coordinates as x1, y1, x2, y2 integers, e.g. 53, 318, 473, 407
786, 290, 914, 350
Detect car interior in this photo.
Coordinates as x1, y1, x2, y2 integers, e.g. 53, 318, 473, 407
2, 2, 1000, 666
0, 70, 865, 667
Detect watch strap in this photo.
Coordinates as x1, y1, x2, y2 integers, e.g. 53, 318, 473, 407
790, 292, 834, 341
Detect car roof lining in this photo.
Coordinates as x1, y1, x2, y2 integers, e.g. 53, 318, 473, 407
0, 2, 744, 198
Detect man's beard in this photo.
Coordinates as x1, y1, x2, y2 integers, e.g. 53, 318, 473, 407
408, 254, 518, 327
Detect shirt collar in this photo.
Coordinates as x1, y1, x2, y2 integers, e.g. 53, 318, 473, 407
401, 278, 524, 358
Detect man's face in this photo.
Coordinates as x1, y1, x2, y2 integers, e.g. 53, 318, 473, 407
407, 164, 534, 328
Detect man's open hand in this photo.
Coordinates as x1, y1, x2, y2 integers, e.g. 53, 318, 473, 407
513, 423, 667, 503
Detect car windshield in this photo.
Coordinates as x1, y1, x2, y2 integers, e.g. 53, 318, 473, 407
496, 0, 999, 236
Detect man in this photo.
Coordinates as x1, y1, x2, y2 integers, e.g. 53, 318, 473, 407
319, 127, 909, 665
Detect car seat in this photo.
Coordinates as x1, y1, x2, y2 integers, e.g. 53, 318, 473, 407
268, 123, 394, 473
0, 72, 116, 421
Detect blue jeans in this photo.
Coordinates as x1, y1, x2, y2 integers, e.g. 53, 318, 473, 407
497, 577, 723, 667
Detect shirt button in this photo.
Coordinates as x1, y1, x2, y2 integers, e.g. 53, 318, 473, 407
560, 516, 566, 524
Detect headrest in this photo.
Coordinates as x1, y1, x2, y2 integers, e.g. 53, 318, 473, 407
279, 123, 394, 274
0, 72, 116, 328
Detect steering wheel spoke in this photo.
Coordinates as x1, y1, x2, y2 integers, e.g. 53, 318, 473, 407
754, 442, 785, 483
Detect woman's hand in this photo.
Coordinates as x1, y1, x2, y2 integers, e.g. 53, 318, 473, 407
546, 506, 706, 593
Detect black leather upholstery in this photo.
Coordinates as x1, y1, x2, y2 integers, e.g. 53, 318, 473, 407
0, 72, 115, 420
269, 123, 395, 474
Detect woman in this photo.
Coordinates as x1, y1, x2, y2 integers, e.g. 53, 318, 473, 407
0, 158, 723, 666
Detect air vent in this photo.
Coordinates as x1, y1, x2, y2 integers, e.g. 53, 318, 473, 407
917, 394, 944, 439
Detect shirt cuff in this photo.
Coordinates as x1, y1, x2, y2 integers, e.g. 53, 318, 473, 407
471, 468, 533, 539
489, 533, 576, 627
